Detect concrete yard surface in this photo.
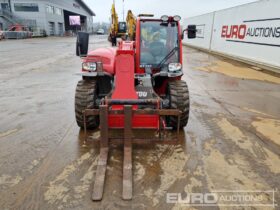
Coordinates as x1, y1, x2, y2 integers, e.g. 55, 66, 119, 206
0, 36, 279, 209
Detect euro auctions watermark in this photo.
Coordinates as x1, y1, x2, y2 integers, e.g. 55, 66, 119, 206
166, 190, 277, 207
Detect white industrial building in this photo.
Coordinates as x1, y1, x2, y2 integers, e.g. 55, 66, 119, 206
0, 0, 95, 35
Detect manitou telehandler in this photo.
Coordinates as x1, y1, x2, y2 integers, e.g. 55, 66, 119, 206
75, 14, 196, 201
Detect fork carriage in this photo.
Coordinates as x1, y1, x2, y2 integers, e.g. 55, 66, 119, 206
83, 99, 182, 200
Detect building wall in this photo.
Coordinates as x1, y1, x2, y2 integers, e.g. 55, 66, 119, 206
0, 0, 12, 30
0, 0, 94, 35
183, 12, 214, 50
0, 17, 8, 30
183, 0, 280, 71
10, 0, 47, 31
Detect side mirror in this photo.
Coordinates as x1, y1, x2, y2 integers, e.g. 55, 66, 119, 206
181, 25, 197, 40
187, 25, 196, 39
76, 32, 89, 56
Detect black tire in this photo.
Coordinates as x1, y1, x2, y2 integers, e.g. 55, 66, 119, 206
167, 80, 190, 129
76, 32, 89, 56
75, 80, 99, 129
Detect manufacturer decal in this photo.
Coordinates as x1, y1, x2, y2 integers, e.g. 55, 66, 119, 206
137, 91, 148, 98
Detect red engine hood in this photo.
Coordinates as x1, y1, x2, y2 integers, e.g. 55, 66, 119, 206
86, 47, 117, 75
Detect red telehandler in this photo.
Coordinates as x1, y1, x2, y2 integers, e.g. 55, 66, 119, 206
75, 14, 196, 201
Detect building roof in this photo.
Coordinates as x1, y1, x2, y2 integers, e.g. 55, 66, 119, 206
77, 0, 95, 16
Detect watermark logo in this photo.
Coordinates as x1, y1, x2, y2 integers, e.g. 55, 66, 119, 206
167, 190, 277, 207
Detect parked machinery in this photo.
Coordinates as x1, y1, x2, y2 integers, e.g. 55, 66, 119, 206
108, 2, 127, 46
126, 10, 136, 40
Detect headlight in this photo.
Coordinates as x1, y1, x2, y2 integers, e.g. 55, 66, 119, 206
82, 62, 97, 71
161, 15, 169, 22
173, 15, 181, 22
168, 63, 182, 72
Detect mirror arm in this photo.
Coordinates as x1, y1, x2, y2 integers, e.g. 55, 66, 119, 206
181, 29, 187, 40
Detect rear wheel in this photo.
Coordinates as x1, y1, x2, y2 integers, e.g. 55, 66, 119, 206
167, 80, 190, 129
75, 79, 99, 129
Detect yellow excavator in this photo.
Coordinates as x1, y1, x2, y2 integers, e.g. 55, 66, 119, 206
126, 10, 136, 40
109, 2, 136, 46
109, 2, 127, 46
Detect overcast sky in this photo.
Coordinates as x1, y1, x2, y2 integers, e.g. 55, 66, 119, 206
84, 0, 258, 23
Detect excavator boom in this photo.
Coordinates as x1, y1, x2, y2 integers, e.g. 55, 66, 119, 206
110, 3, 118, 35
109, 2, 127, 46
126, 10, 136, 40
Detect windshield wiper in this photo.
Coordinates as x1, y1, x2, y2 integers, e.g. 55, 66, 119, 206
157, 46, 179, 68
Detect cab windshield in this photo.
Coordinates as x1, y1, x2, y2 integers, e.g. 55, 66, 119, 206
140, 21, 179, 68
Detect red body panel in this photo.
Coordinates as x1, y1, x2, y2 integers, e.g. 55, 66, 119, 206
87, 48, 117, 74
135, 18, 143, 74
109, 41, 159, 129
111, 43, 137, 101
109, 115, 159, 128
178, 23, 183, 65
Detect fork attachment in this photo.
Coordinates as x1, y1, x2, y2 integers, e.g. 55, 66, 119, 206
83, 103, 181, 201
91, 106, 109, 201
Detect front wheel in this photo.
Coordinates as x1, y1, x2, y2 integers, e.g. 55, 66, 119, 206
166, 80, 190, 129
75, 80, 99, 129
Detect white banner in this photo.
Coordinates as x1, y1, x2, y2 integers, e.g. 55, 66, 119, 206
183, 0, 280, 70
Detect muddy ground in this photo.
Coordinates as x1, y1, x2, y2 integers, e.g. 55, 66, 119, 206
0, 36, 279, 210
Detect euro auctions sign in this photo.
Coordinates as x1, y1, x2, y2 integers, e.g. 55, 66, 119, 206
184, 0, 280, 68
221, 18, 280, 47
